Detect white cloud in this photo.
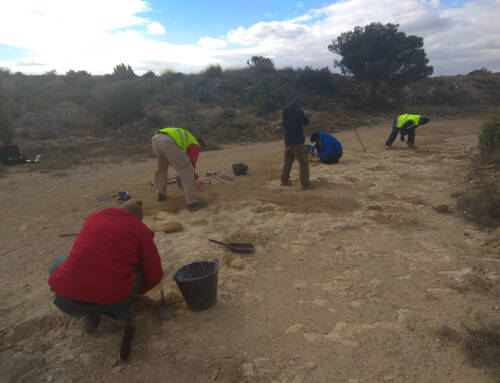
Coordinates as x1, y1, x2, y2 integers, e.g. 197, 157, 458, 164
147, 22, 165, 35
0, 0, 499, 75
197, 37, 227, 49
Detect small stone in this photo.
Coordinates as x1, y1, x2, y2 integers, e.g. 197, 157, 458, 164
286, 324, 304, 334
350, 300, 362, 308
253, 357, 271, 369
241, 363, 255, 377
230, 258, 245, 270
383, 375, 394, 381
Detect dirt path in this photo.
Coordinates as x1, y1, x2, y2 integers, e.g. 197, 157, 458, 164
0, 118, 498, 383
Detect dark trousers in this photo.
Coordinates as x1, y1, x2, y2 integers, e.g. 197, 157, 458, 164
319, 152, 342, 164
385, 120, 416, 147
49, 256, 143, 320
281, 144, 310, 187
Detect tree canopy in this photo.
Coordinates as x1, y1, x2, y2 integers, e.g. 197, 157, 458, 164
328, 22, 433, 100
246, 56, 275, 72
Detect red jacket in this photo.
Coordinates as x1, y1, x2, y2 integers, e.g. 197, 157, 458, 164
48, 208, 163, 304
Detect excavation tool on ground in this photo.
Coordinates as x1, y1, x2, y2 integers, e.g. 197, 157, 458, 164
118, 322, 135, 362
206, 172, 231, 184
59, 222, 183, 238
157, 287, 174, 320
208, 239, 255, 253
353, 128, 367, 151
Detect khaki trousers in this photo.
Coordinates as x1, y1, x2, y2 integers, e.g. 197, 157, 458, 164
152, 134, 197, 204
281, 144, 310, 187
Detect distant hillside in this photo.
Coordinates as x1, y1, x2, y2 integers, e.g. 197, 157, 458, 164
1, 66, 499, 168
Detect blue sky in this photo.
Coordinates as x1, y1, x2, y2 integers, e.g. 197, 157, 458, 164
145, 0, 328, 44
0, 0, 499, 75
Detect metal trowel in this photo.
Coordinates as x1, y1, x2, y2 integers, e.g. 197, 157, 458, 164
157, 288, 174, 320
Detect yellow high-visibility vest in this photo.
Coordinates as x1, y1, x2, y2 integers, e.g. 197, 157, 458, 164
155, 127, 199, 152
396, 114, 421, 129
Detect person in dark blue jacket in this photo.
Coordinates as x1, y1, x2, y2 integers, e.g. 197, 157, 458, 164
280, 101, 312, 189
310, 132, 343, 164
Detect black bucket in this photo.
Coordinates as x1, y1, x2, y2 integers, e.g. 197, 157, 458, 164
173, 260, 219, 311
232, 163, 248, 176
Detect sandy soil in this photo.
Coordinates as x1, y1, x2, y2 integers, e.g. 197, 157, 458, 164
0, 118, 499, 383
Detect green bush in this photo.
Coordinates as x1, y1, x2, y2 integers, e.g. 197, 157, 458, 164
297, 67, 335, 92
458, 179, 500, 227
479, 113, 500, 163
203, 65, 222, 78
252, 82, 282, 113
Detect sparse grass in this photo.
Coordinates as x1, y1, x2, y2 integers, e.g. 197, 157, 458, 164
449, 265, 496, 293
436, 322, 500, 380
20, 138, 150, 172
433, 204, 454, 214
458, 177, 500, 228
203, 139, 222, 151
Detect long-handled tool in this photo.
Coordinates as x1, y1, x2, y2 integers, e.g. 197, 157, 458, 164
157, 287, 174, 320
209, 239, 255, 253
59, 222, 183, 238
353, 128, 367, 152
118, 322, 135, 362
206, 172, 231, 184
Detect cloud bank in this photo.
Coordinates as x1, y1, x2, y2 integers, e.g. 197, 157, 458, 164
0, 0, 499, 75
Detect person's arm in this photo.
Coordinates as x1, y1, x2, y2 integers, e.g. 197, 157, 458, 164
401, 120, 414, 130
187, 144, 200, 180
300, 111, 309, 126
138, 230, 163, 294
317, 138, 333, 157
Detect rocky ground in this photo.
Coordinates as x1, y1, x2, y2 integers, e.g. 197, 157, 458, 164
0, 118, 498, 382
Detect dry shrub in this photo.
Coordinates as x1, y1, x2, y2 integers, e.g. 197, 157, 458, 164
458, 178, 500, 228
436, 322, 500, 379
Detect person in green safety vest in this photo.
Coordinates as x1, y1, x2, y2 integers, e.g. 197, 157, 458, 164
385, 114, 430, 149
152, 127, 207, 211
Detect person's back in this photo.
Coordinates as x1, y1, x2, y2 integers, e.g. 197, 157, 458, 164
283, 102, 309, 147
320, 132, 342, 155
49, 207, 162, 304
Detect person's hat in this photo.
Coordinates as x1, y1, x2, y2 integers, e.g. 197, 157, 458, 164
121, 200, 144, 221
420, 117, 429, 125
310, 132, 320, 142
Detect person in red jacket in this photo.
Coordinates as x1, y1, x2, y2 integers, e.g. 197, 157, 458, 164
48, 200, 164, 332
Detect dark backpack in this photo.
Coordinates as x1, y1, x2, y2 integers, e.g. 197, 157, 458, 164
0, 145, 26, 166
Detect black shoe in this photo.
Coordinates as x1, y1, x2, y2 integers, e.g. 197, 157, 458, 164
188, 201, 207, 211
83, 315, 101, 333
280, 182, 292, 187
301, 184, 314, 190
158, 194, 167, 201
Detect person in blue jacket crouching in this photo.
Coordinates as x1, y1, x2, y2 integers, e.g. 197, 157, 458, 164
310, 132, 343, 164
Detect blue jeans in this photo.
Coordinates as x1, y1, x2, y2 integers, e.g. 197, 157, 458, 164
49, 256, 143, 320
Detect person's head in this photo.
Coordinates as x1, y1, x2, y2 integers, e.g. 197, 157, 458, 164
121, 200, 144, 221
419, 116, 429, 125
310, 132, 320, 143
197, 138, 205, 150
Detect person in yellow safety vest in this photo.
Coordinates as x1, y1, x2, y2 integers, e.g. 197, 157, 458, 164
152, 127, 207, 211
385, 114, 430, 149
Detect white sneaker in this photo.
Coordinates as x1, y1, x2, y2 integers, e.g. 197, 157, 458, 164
385, 145, 391, 149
